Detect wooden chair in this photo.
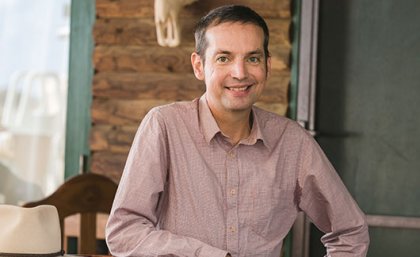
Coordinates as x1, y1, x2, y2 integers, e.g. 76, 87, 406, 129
23, 173, 118, 254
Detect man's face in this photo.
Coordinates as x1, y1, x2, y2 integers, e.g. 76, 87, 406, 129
191, 22, 271, 116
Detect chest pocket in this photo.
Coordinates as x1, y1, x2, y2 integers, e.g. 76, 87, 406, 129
248, 171, 296, 238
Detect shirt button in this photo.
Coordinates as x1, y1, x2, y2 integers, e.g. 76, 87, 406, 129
230, 189, 236, 196
228, 151, 235, 158
229, 226, 236, 233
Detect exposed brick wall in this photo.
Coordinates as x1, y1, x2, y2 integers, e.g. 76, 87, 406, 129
91, 0, 292, 182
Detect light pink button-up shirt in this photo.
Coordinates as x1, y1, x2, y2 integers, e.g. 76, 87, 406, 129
106, 95, 369, 257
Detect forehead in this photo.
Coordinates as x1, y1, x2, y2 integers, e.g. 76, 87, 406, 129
204, 22, 264, 54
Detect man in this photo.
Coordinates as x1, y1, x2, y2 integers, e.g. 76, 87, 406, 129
106, 5, 369, 257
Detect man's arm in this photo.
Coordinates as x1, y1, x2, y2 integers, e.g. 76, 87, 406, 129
105, 109, 228, 257
297, 132, 369, 257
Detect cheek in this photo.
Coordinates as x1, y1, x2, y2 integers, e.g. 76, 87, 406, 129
204, 67, 221, 85
257, 68, 269, 83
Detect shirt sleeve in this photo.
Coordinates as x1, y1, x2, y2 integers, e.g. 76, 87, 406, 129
297, 131, 370, 257
105, 108, 228, 257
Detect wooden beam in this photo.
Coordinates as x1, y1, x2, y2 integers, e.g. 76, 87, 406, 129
367, 215, 420, 230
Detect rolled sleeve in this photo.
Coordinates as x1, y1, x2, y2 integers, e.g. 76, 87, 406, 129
297, 133, 370, 256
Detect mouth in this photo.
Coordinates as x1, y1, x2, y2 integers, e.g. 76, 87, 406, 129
225, 85, 252, 92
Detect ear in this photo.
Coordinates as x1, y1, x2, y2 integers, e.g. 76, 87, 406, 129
191, 52, 204, 80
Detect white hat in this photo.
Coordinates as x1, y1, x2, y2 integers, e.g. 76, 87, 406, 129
0, 205, 64, 257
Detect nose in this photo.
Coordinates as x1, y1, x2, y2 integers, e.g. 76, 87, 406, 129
230, 60, 248, 80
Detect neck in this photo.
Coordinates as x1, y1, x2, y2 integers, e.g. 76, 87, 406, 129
211, 108, 252, 145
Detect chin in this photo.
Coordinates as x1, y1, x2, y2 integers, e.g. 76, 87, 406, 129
228, 104, 254, 112
222, 97, 257, 112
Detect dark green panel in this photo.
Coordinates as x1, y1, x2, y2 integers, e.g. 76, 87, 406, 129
316, 0, 420, 217
312, 0, 420, 256
65, 0, 95, 178
368, 227, 420, 257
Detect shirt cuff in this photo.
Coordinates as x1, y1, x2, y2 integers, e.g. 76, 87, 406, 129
197, 245, 229, 257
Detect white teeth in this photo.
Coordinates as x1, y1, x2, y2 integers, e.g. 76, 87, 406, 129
229, 86, 248, 91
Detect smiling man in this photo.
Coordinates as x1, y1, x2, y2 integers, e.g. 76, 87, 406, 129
191, 21, 268, 145
106, 5, 369, 257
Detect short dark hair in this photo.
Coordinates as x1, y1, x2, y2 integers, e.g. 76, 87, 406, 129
194, 5, 270, 60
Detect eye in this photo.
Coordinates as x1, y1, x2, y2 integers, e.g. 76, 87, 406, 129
216, 56, 229, 63
248, 56, 261, 64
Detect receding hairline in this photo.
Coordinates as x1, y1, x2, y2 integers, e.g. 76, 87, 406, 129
193, 5, 271, 62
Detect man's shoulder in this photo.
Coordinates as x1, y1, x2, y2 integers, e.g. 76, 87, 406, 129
252, 105, 308, 136
148, 99, 199, 122
253, 105, 294, 126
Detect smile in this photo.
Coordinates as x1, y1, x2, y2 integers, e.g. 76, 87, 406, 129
226, 85, 251, 91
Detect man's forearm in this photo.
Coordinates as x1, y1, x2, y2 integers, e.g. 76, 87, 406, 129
106, 211, 228, 257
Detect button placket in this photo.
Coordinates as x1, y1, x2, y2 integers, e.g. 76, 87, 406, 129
225, 147, 239, 254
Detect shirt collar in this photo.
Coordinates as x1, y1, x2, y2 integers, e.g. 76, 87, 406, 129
198, 94, 269, 149
199, 94, 221, 144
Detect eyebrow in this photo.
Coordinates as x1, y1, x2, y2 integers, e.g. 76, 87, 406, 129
248, 49, 264, 56
214, 50, 231, 55
214, 49, 264, 56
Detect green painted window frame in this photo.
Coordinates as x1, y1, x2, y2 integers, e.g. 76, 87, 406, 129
64, 0, 95, 178
282, 1, 304, 257
289, 0, 302, 121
